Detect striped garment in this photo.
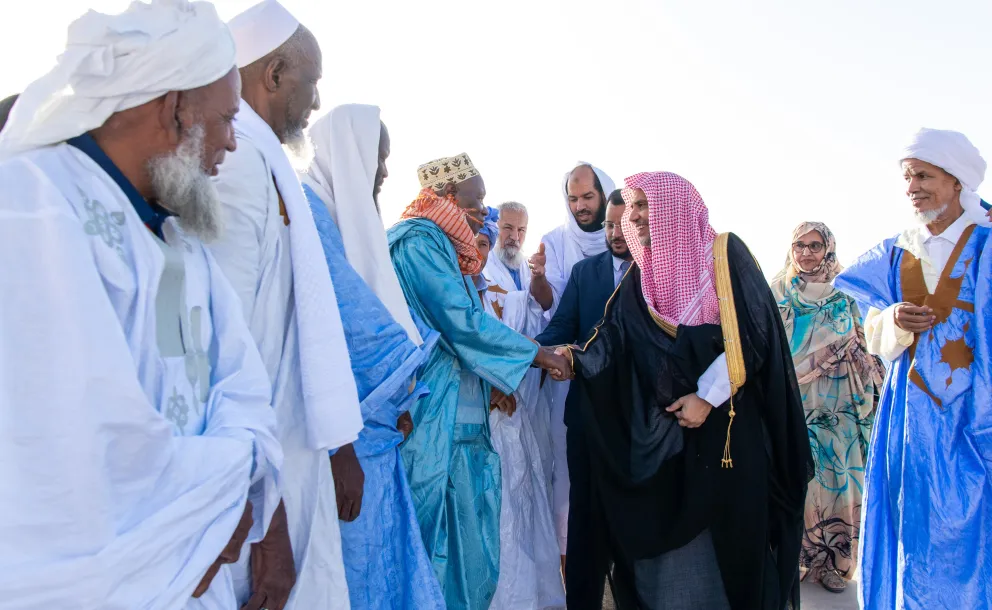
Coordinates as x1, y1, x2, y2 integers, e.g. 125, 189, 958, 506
401, 188, 483, 275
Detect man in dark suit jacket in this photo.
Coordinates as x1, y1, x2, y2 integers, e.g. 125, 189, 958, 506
535, 190, 632, 607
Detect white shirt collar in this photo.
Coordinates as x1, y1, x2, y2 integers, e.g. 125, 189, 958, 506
923, 210, 973, 244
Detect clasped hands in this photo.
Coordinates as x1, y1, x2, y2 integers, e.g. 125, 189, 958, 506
532, 345, 573, 381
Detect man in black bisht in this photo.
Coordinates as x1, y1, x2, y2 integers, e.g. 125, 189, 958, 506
560, 171, 813, 609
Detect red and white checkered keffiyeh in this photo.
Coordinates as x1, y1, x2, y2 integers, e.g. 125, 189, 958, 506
620, 172, 720, 328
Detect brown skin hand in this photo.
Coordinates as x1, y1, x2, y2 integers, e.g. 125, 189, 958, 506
240, 26, 322, 143
90, 68, 241, 203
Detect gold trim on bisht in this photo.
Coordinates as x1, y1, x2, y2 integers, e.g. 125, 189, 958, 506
714, 232, 747, 468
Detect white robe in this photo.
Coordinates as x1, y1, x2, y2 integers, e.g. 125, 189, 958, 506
209, 107, 359, 609
0, 143, 281, 610
480, 264, 565, 610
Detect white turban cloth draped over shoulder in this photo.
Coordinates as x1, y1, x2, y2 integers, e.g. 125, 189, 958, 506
0, 0, 234, 160
901, 127, 990, 226
302, 105, 424, 345
227, 0, 300, 69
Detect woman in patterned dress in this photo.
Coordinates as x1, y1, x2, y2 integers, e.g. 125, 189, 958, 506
770, 221, 885, 594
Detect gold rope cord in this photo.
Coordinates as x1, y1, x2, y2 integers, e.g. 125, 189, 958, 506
713, 233, 747, 468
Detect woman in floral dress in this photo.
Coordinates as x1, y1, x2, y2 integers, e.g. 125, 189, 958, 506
770, 222, 885, 594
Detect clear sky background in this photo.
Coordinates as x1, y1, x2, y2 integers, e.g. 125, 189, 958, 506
3, 0, 990, 274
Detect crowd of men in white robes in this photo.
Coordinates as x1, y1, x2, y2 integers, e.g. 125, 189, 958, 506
1, 1, 991, 610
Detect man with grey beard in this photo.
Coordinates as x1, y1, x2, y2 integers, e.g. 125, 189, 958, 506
835, 128, 992, 609
209, 2, 364, 609
0, 2, 284, 609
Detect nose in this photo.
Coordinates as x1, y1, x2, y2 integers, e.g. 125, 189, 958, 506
312, 89, 321, 113
629, 206, 641, 224
225, 124, 238, 153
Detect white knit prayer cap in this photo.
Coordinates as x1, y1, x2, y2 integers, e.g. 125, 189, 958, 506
227, 0, 300, 69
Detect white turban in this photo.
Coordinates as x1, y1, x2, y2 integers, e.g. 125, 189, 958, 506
228, 0, 300, 69
0, 0, 234, 161
901, 128, 990, 226
301, 105, 424, 345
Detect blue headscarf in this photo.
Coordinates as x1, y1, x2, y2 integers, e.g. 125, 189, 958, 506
479, 206, 499, 246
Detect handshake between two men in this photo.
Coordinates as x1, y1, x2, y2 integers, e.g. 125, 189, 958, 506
489, 343, 575, 416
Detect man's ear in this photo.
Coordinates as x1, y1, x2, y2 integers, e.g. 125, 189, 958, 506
441, 182, 458, 198
264, 57, 288, 93
158, 90, 182, 146
954, 178, 963, 193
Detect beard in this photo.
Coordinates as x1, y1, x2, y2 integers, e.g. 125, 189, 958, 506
495, 241, 525, 269
146, 124, 221, 242
575, 200, 607, 233
914, 203, 948, 225
284, 129, 315, 171
606, 237, 631, 259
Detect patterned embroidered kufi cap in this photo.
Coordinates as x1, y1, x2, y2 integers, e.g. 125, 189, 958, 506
417, 153, 480, 190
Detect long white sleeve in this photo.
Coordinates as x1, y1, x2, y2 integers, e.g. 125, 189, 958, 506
864, 305, 914, 361
696, 353, 732, 408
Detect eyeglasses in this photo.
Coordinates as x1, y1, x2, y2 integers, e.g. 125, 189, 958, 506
792, 241, 825, 254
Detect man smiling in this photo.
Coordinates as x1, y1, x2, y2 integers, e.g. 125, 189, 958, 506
835, 128, 992, 609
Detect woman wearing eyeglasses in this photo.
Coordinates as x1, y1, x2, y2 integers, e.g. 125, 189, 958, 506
769, 221, 886, 595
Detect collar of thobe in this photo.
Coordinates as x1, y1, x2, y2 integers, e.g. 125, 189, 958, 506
896, 212, 974, 266
234, 102, 363, 452
68, 133, 173, 239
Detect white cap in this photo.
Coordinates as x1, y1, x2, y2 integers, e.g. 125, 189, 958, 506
227, 0, 300, 69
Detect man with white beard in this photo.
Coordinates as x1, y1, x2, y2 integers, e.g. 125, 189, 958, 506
532, 162, 616, 567
209, 2, 364, 609
0, 2, 283, 608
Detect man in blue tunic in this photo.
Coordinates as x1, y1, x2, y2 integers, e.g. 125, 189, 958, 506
834, 128, 992, 610
388, 154, 571, 609
300, 104, 446, 609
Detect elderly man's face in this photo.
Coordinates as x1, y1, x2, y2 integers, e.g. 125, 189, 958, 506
497, 209, 527, 253
626, 188, 651, 247
902, 158, 962, 223
190, 68, 240, 176
448, 175, 487, 234
567, 165, 605, 230
277, 31, 322, 145
373, 122, 390, 208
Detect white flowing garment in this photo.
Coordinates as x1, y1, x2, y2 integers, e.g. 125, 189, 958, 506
0, 143, 282, 610
901, 127, 990, 227
538, 161, 615, 553
302, 104, 422, 344
0, 0, 234, 160
208, 104, 360, 609
480, 269, 566, 610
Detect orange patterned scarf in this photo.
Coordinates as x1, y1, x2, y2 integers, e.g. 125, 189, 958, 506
401, 188, 483, 275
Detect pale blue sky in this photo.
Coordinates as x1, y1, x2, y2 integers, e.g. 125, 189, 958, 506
4, 0, 989, 272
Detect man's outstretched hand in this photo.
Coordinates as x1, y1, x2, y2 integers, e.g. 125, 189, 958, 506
330, 443, 365, 522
